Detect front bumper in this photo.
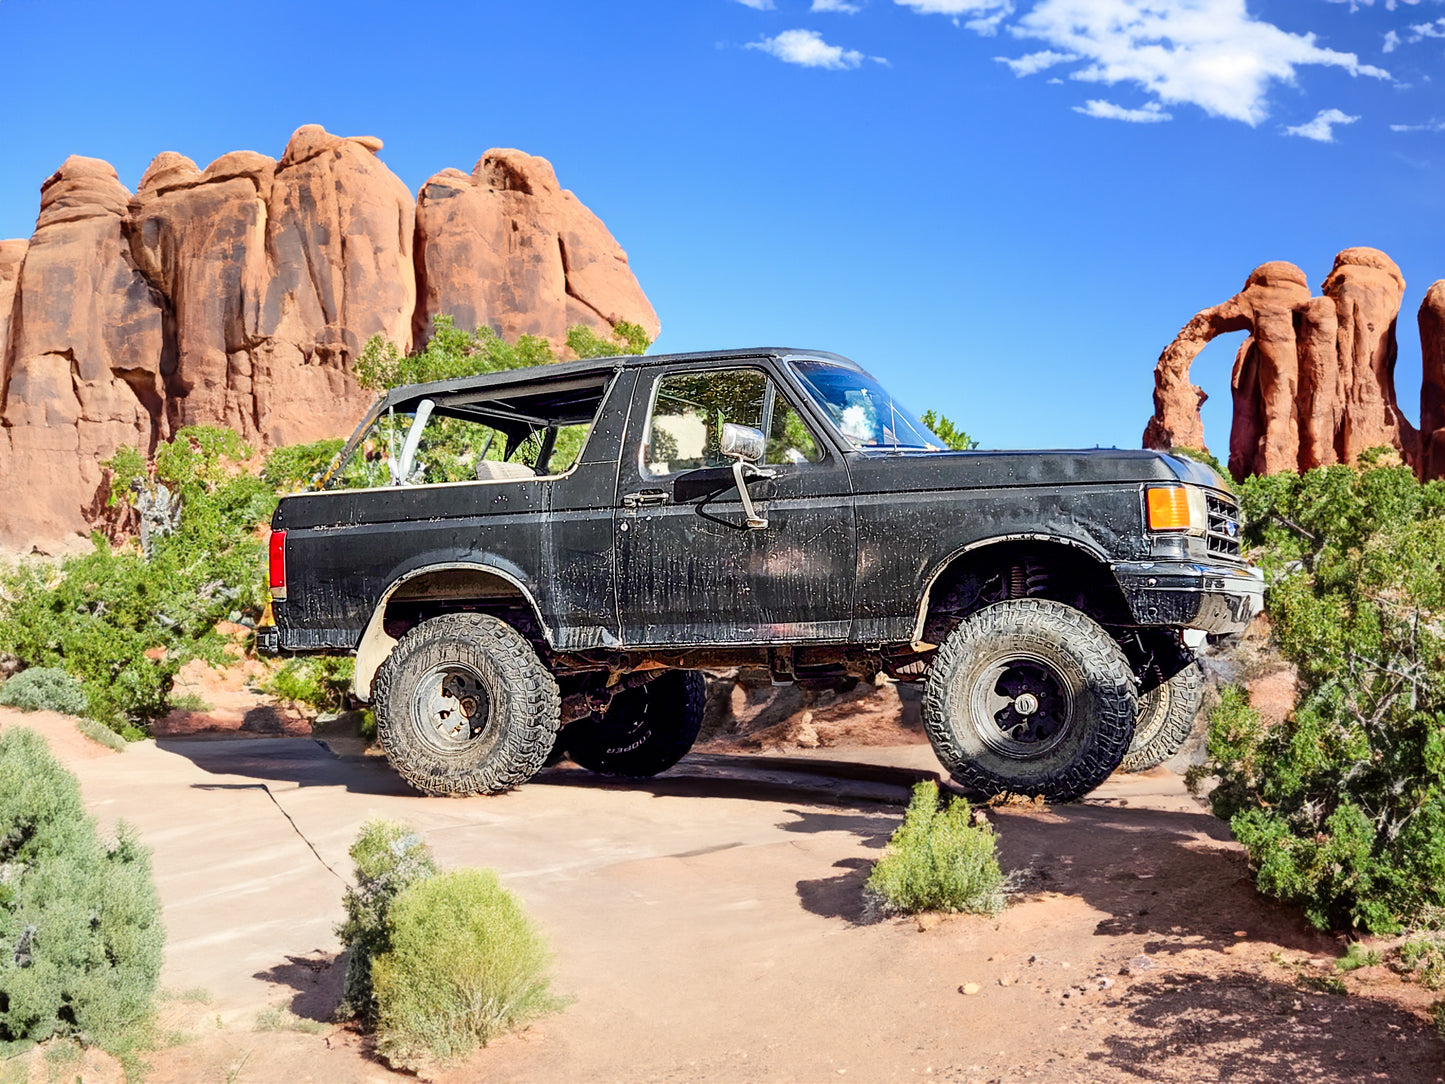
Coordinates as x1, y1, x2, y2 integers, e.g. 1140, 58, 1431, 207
1112, 559, 1265, 635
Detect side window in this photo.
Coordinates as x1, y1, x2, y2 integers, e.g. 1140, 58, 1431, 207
645, 369, 767, 474
767, 397, 823, 464
643, 368, 827, 474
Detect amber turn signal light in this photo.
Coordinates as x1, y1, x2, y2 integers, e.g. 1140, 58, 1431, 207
1146, 486, 1191, 531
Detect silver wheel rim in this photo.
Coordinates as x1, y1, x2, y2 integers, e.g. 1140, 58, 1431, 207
411, 664, 491, 755
964, 649, 1080, 760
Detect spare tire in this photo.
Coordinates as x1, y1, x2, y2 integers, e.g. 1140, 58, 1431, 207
922, 599, 1137, 802
564, 669, 707, 778
1118, 661, 1204, 773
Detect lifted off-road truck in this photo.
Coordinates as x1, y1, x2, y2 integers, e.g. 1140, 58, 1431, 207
258, 348, 1262, 802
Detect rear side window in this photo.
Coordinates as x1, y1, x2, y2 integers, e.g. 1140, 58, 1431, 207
643, 368, 824, 475
325, 376, 609, 490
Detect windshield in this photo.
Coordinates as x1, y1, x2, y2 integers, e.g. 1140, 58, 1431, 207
790, 360, 944, 451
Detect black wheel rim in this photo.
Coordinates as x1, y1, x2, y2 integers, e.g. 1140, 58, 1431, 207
411, 663, 491, 755
965, 650, 1080, 759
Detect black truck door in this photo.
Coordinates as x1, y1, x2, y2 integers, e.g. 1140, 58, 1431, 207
614, 362, 856, 647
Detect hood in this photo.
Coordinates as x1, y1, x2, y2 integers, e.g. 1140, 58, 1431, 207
847, 447, 1231, 493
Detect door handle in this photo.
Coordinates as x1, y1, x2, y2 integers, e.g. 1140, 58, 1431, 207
621, 489, 668, 508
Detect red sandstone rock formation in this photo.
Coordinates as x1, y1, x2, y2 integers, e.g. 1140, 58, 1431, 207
1143, 247, 1421, 480
1323, 248, 1415, 465
414, 150, 659, 347
1420, 281, 1445, 482
127, 127, 416, 448
0, 157, 166, 548
0, 126, 657, 552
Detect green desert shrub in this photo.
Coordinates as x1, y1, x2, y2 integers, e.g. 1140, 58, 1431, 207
0, 427, 277, 732
0, 728, 163, 1052
919, 410, 979, 451
335, 820, 438, 1026
371, 868, 565, 1070
261, 656, 355, 715
865, 780, 1007, 917
359, 314, 652, 394
0, 667, 87, 716
355, 315, 557, 392
1399, 936, 1445, 990
1201, 460, 1445, 933
261, 438, 346, 493
565, 320, 651, 359
1335, 940, 1382, 972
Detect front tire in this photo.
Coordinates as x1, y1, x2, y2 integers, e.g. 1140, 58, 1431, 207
1119, 661, 1204, 773
372, 612, 560, 796
564, 669, 706, 778
922, 599, 1136, 802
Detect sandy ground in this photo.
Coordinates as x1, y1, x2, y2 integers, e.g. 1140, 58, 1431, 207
1, 705, 1442, 1084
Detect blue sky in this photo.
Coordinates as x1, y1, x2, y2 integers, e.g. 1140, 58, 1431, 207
1, 0, 1442, 451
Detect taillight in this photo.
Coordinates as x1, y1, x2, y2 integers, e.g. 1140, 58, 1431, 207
269, 530, 287, 599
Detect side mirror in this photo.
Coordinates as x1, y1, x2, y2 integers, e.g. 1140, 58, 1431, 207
721, 423, 765, 464
720, 423, 769, 529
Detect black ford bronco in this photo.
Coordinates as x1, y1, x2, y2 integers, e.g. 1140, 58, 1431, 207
259, 348, 1262, 802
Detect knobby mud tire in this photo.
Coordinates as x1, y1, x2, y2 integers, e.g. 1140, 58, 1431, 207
922, 598, 1137, 803
373, 612, 560, 796
564, 669, 707, 779
1119, 661, 1204, 774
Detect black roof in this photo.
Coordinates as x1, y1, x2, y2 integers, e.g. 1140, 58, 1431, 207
372, 347, 858, 415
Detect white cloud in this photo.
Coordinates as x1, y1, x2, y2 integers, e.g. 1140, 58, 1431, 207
997, 49, 1077, 75
1405, 16, 1445, 40
998, 0, 1391, 125
894, 0, 1010, 11
1284, 107, 1360, 141
890, 1, 1021, 36
1074, 98, 1173, 121
812, 0, 863, 11
733, 0, 776, 8
746, 28, 869, 68
1324, 0, 1431, 10
1391, 117, 1445, 130
1384, 28, 1402, 50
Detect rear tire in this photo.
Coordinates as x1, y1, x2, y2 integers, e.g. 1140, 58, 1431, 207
373, 612, 560, 796
564, 669, 706, 778
922, 599, 1136, 802
1119, 661, 1204, 773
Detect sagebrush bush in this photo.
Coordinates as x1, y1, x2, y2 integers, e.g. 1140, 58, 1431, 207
0, 728, 163, 1051
335, 820, 438, 1025
865, 780, 1007, 917
75, 719, 128, 753
1202, 461, 1445, 933
371, 868, 565, 1070
0, 667, 87, 716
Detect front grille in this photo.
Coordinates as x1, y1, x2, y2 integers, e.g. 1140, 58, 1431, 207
1206, 492, 1242, 559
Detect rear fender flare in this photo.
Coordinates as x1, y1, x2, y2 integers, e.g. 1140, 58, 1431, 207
354, 560, 549, 702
